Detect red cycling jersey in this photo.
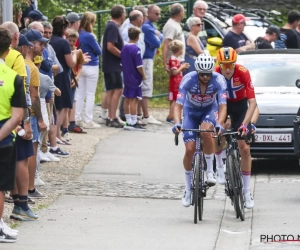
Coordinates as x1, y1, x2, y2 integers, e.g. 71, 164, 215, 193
215, 64, 255, 102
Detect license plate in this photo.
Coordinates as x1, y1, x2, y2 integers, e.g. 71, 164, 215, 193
254, 134, 292, 143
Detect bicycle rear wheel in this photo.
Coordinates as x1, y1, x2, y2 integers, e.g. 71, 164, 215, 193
193, 154, 200, 224
227, 154, 241, 219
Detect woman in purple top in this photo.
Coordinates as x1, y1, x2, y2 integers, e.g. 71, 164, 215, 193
75, 12, 102, 129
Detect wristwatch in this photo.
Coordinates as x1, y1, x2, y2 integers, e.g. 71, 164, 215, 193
23, 117, 30, 123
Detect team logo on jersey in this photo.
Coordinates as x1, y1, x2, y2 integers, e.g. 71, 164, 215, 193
188, 93, 214, 105
0, 80, 4, 86
220, 93, 227, 99
238, 66, 247, 73
177, 92, 183, 99
233, 77, 241, 86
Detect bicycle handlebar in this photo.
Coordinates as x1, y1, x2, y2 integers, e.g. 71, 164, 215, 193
174, 128, 215, 146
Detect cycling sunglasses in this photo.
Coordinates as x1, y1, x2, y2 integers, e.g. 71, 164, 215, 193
219, 63, 236, 70
198, 72, 212, 77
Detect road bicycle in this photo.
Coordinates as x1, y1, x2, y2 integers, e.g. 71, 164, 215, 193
175, 128, 215, 224
217, 130, 252, 221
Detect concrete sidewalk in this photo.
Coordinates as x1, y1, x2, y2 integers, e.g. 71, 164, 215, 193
2, 129, 225, 250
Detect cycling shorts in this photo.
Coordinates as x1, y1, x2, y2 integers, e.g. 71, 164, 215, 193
182, 103, 218, 143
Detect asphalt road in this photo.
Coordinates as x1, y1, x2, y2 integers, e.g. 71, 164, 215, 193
2, 126, 300, 250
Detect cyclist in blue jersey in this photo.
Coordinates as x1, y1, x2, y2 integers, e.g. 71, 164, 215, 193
172, 53, 227, 207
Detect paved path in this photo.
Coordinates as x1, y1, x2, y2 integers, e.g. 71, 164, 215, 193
2, 126, 300, 249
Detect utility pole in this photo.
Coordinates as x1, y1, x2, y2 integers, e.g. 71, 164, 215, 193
2, 0, 13, 22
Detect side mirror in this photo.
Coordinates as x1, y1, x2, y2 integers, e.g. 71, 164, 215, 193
207, 37, 223, 47
296, 79, 300, 89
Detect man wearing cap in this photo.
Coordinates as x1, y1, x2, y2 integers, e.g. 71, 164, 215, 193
222, 14, 255, 53
66, 12, 82, 32
254, 25, 280, 49
26, 10, 48, 29
24, 29, 48, 199
9, 34, 38, 222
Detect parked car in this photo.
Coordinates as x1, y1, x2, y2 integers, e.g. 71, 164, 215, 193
237, 49, 300, 159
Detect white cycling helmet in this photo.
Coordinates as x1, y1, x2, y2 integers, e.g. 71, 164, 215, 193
194, 53, 215, 73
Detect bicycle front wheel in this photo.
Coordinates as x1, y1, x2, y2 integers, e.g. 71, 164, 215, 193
193, 154, 200, 224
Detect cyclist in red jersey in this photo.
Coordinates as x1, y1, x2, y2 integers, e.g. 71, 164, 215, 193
214, 47, 257, 209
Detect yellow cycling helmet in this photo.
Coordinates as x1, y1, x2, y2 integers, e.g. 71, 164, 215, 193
217, 47, 237, 64
34, 55, 43, 64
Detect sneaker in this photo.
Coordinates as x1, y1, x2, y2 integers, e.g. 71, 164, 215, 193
76, 120, 84, 127
119, 115, 126, 122
216, 168, 226, 185
10, 205, 20, 220
49, 147, 69, 158
166, 117, 174, 124
111, 118, 124, 128
141, 115, 162, 125
244, 192, 254, 209
69, 125, 87, 134
99, 116, 107, 124
182, 190, 192, 207
2, 219, 18, 235
15, 207, 39, 221
61, 132, 71, 141
38, 150, 50, 163
83, 121, 101, 129
0, 228, 17, 243
44, 151, 60, 162
106, 118, 112, 127
28, 189, 46, 199
206, 172, 216, 186
130, 123, 147, 131
4, 193, 13, 203
34, 176, 45, 187
28, 197, 35, 205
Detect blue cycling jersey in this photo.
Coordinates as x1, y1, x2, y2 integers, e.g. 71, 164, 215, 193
176, 71, 227, 110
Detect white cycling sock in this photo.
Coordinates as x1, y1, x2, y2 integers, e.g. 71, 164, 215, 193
131, 115, 137, 125
125, 114, 131, 125
205, 153, 214, 173
242, 171, 251, 193
185, 170, 193, 191
215, 150, 223, 168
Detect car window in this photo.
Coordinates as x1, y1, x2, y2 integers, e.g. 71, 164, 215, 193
204, 20, 223, 39
237, 55, 300, 87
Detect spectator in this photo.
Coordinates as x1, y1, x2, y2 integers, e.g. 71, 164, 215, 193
119, 9, 145, 123
167, 40, 189, 123
20, 0, 36, 30
121, 27, 146, 131
65, 12, 84, 134
222, 14, 255, 53
41, 21, 69, 158
294, 22, 300, 48
183, 0, 208, 48
0, 26, 27, 243
24, 29, 48, 199
50, 16, 79, 144
184, 16, 205, 74
102, 4, 126, 128
162, 3, 185, 73
75, 11, 101, 129
275, 10, 300, 49
140, 4, 163, 125
255, 25, 280, 49
26, 10, 48, 28
13, 3, 23, 30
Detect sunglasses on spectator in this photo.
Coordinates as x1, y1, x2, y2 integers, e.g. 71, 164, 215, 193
198, 72, 212, 77
193, 23, 202, 27
220, 63, 236, 70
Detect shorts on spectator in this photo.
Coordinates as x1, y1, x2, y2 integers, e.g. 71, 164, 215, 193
104, 72, 123, 91
0, 144, 17, 191
123, 85, 142, 100
168, 91, 178, 101
142, 59, 154, 98
30, 116, 41, 143
71, 87, 76, 104
16, 135, 34, 161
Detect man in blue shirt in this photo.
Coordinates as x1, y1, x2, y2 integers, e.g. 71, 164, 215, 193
140, 4, 163, 125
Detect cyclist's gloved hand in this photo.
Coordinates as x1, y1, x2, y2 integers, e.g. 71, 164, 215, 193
251, 123, 256, 134
215, 123, 225, 134
238, 123, 249, 136
172, 123, 181, 134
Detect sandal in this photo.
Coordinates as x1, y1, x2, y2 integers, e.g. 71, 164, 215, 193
69, 125, 87, 134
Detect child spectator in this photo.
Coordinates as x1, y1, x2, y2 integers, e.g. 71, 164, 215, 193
65, 29, 86, 134
120, 27, 146, 131
166, 40, 189, 123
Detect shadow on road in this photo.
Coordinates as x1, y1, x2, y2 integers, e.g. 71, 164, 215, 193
252, 158, 300, 175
